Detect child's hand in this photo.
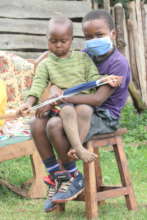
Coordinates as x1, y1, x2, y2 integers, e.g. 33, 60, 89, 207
35, 103, 52, 118
47, 85, 63, 105
102, 75, 123, 87
16, 103, 32, 117
49, 85, 63, 97
35, 90, 63, 118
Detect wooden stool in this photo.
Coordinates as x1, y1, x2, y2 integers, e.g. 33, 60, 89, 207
74, 128, 137, 219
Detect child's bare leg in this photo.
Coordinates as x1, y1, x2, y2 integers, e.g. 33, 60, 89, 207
30, 116, 54, 160
60, 105, 97, 162
67, 104, 94, 160
46, 116, 72, 164
75, 104, 93, 142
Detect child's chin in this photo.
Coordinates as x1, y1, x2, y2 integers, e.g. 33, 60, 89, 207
56, 53, 66, 58
55, 51, 64, 55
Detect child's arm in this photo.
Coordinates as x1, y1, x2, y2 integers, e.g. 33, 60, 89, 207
62, 84, 115, 107
17, 62, 49, 117
19, 57, 51, 117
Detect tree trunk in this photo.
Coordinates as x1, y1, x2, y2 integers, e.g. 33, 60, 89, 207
129, 82, 147, 113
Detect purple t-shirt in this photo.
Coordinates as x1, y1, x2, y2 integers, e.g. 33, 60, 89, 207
87, 48, 131, 118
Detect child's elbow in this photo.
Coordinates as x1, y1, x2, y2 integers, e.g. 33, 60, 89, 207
92, 96, 104, 107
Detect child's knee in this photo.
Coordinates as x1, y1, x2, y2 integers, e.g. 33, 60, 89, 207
30, 118, 47, 135
60, 105, 75, 118
76, 104, 93, 120
46, 117, 62, 134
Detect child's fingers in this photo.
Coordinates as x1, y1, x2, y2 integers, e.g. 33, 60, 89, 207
113, 76, 123, 85
108, 80, 118, 87
67, 149, 79, 160
35, 104, 51, 118
61, 97, 68, 103
21, 109, 30, 116
35, 109, 43, 118
107, 75, 123, 87
18, 108, 30, 117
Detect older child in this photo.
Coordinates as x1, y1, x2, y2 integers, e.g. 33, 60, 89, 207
67, 9, 131, 159
19, 15, 121, 211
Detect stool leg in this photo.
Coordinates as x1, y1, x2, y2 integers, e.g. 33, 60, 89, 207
94, 148, 105, 206
28, 150, 47, 198
94, 148, 102, 190
56, 204, 65, 212
113, 137, 137, 210
84, 141, 98, 219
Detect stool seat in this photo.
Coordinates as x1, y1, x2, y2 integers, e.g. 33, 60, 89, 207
91, 128, 128, 140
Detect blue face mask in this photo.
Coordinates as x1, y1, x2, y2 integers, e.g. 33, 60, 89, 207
85, 37, 113, 57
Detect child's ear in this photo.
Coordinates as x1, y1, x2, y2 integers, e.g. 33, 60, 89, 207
111, 30, 116, 40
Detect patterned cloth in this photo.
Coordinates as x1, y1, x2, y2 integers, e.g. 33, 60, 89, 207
28, 51, 99, 99
0, 51, 34, 109
0, 51, 34, 138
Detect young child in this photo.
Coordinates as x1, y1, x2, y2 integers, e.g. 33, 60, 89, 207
18, 15, 121, 212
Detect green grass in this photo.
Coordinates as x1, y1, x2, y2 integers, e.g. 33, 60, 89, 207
0, 103, 147, 220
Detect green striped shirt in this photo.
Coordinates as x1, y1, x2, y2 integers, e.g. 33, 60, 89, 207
28, 51, 100, 99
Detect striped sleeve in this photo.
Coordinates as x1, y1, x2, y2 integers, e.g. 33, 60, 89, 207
28, 60, 50, 99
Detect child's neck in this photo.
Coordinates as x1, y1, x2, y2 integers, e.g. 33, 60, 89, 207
52, 51, 71, 59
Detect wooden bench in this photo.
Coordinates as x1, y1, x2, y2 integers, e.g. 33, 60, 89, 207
0, 136, 47, 198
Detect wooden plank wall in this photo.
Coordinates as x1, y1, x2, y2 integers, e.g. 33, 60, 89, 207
0, 0, 91, 58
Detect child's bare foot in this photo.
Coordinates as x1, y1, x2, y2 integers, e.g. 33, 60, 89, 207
69, 147, 97, 163
68, 148, 97, 162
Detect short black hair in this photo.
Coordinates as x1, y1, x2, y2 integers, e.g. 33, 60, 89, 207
47, 15, 73, 36
82, 9, 114, 30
